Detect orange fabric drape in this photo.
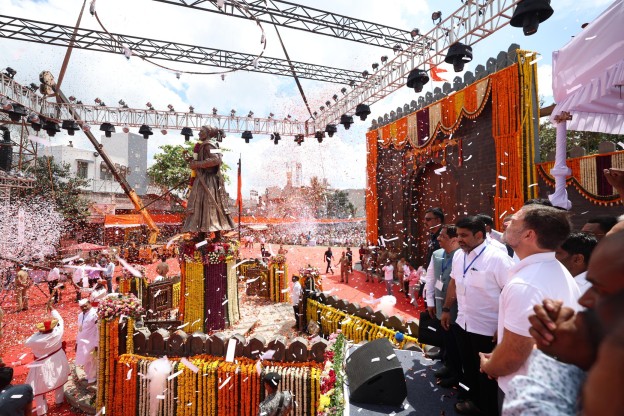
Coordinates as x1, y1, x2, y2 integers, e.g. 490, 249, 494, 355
491, 65, 522, 229
380, 125, 392, 147
366, 130, 379, 244
393, 117, 409, 149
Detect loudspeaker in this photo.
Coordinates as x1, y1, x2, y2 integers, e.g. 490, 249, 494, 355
345, 338, 407, 406
0, 128, 12, 172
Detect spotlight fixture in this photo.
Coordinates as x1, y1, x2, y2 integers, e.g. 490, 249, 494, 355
118, 99, 128, 108
294, 134, 304, 145
393, 44, 403, 54
167, 104, 175, 112
271, 132, 281, 145
432, 11, 442, 24
444, 42, 473, 72
510, 0, 554, 36
189, 106, 194, 114
406, 68, 430, 93
341, 87, 347, 94
325, 100, 331, 107
349, 80, 356, 87
320, 106, 325, 111
313, 111, 318, 117
99, 123, 116, 138
241, 130, 253, 143
340, 114, 354, 130
315, 131, 325, 143
146, 102, 154, 110
28, 113, 42, 132
4, 67, 16, 78
122, 125, 130, 133
332, 94, 338, 101
268, 113, 274, 119
286, 114, 292, 119
160, 128, 168, 135
230, 109, 236, 117
355, 103, 371, 121
380, 55, 388, 63
248, 111, 254, 118
29, 83, 39, 92
68, 96, 76, 102
362, 70, 370, 78
212, 107, 218, 115
7, 103, 27, 122
76, 100, 83, 105
139, 124, 153, 139
43, 119, 61, 137
61, 119, 81, 136
372, 63, 379, 70
325, 124, 337, 138
410, 28, 420, 38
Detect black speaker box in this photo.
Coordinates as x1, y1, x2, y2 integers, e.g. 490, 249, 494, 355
345, 338, 407, 406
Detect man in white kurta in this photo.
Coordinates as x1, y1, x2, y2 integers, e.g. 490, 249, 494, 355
76, 299, 99, 384
25, 308, 69, 415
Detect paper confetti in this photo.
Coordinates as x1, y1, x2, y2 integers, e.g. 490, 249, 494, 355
181, 357, 199, 373
168, 370, 183, 381
371, 357, 380, 362
195, 240, 207, 248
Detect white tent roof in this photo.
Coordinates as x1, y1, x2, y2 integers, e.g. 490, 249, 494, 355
551, 0, 624, 134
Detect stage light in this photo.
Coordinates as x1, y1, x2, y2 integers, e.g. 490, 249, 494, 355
160, 128, 168, 135
355, 103, 371, 121
100, 123, 116, 138
212, 107, 217, 115
167, 104, 175, 112
76, 100, 83, 105
43, 119, 61, 137
406, 68, 429, 93
118, 99, 128, 108
340, 114, 354, 130
61, 120, 81, 136
341, 87, 347, 94
248, 111, 254, 118
372, 63, 379, 71
241, 130, 253, 143
230, 109, 236, 117
181, 127, 193, 141
313, 111, 318, 117
29, 114, 42, 132
432, 11, 442, 24
325, 124, 337, 138
410, 28, 420, 38
68, 96, 76, 102
122, 125, 130, 133
315, 131, 325, 143
268, 113, 274, 119
7, 103, 27, 122
393, 44, 403, 54
325, 100, 331, 107
271, 132, 281, 145
189, 106, 194, 114
349, 80, 356, 87
294, 134, 304, 145
444, 42, 472, 72
4, 67, 16, 78
146, 102, 154, 110
332, 94, 338, 101
320, 106, 325, 111
362, 70, 369, 78
381, 55, 388, 63
29, 83, 39, 92
510, 0, 554, 36
139, 124, 153, 139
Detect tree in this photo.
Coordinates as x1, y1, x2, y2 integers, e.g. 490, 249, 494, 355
21, 156, 91, 232
326, 190, 356, 219
308, 176, 326, 218
147, 143, 230, 198
539, 119, 624, 161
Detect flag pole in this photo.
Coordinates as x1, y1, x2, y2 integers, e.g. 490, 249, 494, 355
237, 153, 242, 243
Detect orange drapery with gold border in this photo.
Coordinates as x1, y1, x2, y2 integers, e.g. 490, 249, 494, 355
366, 130, 379, 244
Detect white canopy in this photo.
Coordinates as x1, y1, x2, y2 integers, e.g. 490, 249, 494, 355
551, 0, 624, 134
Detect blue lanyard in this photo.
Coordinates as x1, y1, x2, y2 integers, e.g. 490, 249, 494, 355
463, 246, 487, 278
440, 252, 453, 276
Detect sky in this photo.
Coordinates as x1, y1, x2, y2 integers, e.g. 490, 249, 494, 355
0, 0, 614, 198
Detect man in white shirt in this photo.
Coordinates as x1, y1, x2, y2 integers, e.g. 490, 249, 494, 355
382, 261, 394, 296
555, 232, 597, 297
441, 216, 514, 415
72, 258, 87, 302
46, 262, 61, 304
480, 205, 581, 413
101, 256, 115, 294
290, 275, 302, 330
76, 299, 99, 384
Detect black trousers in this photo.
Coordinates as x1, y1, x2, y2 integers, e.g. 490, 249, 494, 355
454, 326, 499, 416
325, 260, 333, 273
47, 280, 59, 303
443, 323, 463, 381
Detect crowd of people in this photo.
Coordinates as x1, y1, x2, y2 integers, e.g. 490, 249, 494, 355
242, 222, 366, 248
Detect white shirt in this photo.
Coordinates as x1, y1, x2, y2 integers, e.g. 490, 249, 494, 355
89, 286, 108, 303
75, 307, 99, 366
487, 233, 509, 254
497, 252, 581, 393
574, 271, 591, 297
47, 267, 60, 282
72, 265, 88, 287
154, 275, 165, 282
103, 262, 115, 278
382, 264, 394, 281
451, 240, 515, 336
291, 281, 302, 305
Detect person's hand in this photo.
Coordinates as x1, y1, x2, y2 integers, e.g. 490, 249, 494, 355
528, 299, 563, 347
604, 168, 624, 196
440, 311, 451, 331
427, 306, 436, 319
479, 352, 496, 379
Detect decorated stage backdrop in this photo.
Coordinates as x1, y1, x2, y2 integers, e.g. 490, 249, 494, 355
366, 49, 540, 264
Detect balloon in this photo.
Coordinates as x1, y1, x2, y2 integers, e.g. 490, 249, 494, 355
395, 332, 404, 342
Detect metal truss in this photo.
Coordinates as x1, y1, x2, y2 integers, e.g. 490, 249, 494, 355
311, 0, 521, 131
0, 15, 361, 85
153, 0, 417, 50
1, 73, 310, 136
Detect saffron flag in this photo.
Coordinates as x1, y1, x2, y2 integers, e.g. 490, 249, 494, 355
236, 155, 242, 212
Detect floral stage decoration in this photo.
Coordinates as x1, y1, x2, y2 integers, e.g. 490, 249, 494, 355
269, 256, 289, 303
318, 332, 346, 416
107, 354, 322, 416
306, 299, 418, 348
299, 266, 322, 292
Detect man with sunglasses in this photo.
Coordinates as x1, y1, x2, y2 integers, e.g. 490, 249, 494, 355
424, 208, 445, 268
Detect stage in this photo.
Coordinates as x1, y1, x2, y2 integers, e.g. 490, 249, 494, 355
345, 347, 458, 416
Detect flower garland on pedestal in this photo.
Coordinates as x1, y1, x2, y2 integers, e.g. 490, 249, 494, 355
318, 332, 346, 415
268, 257, 289, 302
